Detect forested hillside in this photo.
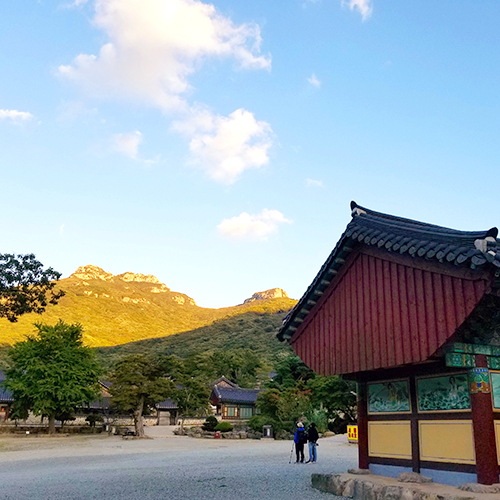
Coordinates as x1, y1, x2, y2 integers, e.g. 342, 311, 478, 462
0, 265, 296, 347
97, 311, 292, 372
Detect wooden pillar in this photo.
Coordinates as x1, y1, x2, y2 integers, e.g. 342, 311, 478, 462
469, 356, 499, 485
357, 381, 369, 469
409, 376, 421, 473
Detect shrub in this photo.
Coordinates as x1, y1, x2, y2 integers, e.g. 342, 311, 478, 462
305, 408, 328, 433
202, 416, 218, 432
215, 422, 233, 433
248, 415, 270, 432
85, 413, 104, 427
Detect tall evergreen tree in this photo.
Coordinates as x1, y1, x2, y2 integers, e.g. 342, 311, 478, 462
109, 354, 175, 437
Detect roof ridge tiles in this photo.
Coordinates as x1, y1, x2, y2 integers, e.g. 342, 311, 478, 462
278, 202, 500, 342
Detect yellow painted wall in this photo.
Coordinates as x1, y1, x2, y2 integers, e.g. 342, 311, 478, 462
419, 420, 475, 464
368, 421, 412, 459
495, 421, 500, 465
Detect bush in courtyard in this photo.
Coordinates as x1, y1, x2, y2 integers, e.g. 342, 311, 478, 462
86, 413, 104, 427
215, 421, 233, 433
248, 415, 269, 432
202, 415, 218, 432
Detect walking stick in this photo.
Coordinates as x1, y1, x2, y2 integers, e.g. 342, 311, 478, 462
288, 441, 295, 464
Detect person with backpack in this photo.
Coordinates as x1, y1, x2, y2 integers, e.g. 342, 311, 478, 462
294, 422, 307, 463
306, 422, 319, 463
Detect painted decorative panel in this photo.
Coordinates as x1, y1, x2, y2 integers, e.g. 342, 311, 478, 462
368, 380, 410, 413
368, 421, 412, 459
419, 420, 475, 464
417, 374, 470, 412
468, 368, 491, 394
491, 371, 500, 410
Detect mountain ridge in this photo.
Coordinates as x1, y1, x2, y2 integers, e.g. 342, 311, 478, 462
0, 265, 297, 348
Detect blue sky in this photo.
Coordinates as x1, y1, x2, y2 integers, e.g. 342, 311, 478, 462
2, 0, 500, 308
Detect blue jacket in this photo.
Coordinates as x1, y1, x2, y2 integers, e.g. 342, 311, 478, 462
294, 428, 307, 444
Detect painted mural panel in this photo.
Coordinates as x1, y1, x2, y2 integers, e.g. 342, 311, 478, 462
417, 374, 470, 412
491, 371, 500, 410
368, 380, 410, 413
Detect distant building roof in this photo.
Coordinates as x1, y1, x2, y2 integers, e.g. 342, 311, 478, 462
211, 385, 261, 405
156, 399, 178, 410
212, 376, 238, 388
0, 371, 13, 403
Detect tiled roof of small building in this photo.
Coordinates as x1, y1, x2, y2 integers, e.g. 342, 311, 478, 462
0, 371, 13, 403
278, 201, 500, 341
156, 398, 178, 410
87, 397, 111, 410
212, 385, 261, 405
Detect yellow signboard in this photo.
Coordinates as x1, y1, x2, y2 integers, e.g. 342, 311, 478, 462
347, 424, 358, 443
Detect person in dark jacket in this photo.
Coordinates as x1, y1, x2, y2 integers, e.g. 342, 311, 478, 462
306, 422, 319, 463
294, 422, 307, 463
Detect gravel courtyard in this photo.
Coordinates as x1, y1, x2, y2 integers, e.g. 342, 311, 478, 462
0, 429, 357, 500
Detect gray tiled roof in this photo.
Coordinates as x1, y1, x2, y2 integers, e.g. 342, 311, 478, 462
0, 371, 13, 403
278, 201, 500, 341
212, 386, 260, 404
156, 398, 178, 410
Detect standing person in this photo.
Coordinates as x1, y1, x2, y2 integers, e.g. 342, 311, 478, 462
294, 422, 307, 463
306, 422, 319, 463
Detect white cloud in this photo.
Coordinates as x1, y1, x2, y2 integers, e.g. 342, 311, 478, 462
342, 0, 373, 20
59, 0, 271, 111
174, 107, 273, 184
0, 109, 34, 122
307, 73, 321, 87
111, 131, 143, 158
218, 209, 292, 241
306, 178, 323, 188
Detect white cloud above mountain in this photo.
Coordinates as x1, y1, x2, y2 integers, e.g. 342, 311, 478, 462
218, 209, 292, 241
59, 0, 271, 111
59, 0, 273, 184
174, 107, 272, 184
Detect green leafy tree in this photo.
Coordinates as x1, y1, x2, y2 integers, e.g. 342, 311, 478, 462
0, 254, 65, 322
306, 375, 357, 423
268, 353, 315, 389
254, 387, 312, 432
275, 387, 313, 425
255, 389, 281, 421
173, 376, 210, 430
5, 321, 102, 433
184, 348, 262, 388
109, 354, 175, 437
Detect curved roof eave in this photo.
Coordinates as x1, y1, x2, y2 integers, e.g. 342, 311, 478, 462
277, 201, 500, 342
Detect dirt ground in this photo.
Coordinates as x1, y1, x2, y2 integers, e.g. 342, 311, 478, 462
0, 429, 357, 500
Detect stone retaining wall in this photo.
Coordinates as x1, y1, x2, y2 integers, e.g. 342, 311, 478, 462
311, 473, 500, 500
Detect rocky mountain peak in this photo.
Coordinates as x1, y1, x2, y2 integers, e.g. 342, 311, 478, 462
244, 288, 289, 304
72, 265, 115, 282
117, 272, 163, 284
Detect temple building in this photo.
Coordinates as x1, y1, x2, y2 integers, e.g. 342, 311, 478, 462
278, 202, 500, 486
